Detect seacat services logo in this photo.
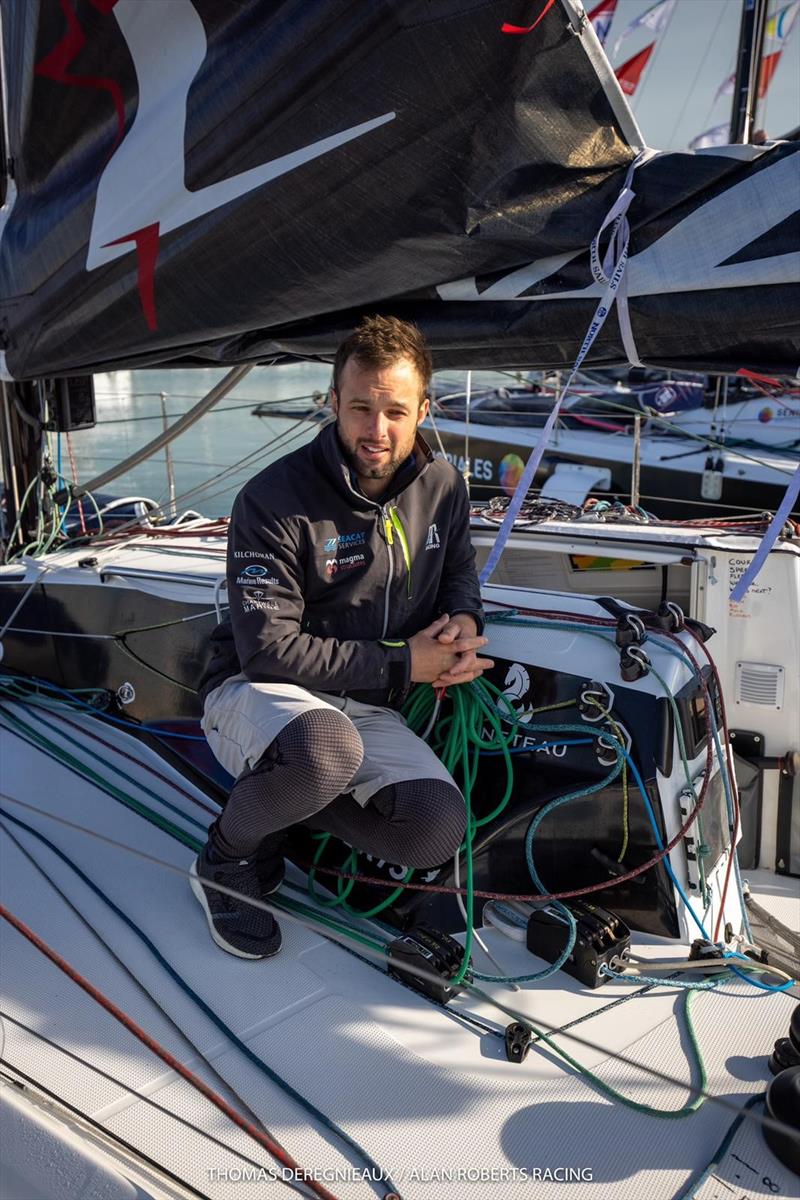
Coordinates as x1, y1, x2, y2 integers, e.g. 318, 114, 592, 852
323, 531, 366, 552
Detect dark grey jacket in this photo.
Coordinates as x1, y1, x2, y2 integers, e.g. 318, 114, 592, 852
200, 421, 484, 707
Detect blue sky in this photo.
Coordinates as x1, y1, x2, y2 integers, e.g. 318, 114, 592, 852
600, 0, 800, 150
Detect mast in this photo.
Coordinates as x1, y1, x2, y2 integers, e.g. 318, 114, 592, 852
0, 10, 42, 558
729, 0, 770, 143
0, 382, 46, 559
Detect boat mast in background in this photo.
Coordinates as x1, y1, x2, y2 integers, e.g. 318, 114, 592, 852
0, 381, 43, 558
729, 0, 770, 142
0, 10, 36, 557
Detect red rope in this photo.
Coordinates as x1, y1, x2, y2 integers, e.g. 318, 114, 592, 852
65, 432, 87, 535
736, 368, 800, 398
78, 519, 230, 544
502, 0, 557, 35
0, 904, 343, 1200
303, 626, 716, 903
568, 412, 629, 433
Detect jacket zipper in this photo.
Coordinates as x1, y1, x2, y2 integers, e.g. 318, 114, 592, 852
388, 507, 412, 599
380, 505, 393, 638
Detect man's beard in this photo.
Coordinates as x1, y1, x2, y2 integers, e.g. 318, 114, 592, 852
337, 427, 413, 481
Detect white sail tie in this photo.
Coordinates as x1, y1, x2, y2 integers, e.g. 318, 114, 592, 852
479, 149, 655, 584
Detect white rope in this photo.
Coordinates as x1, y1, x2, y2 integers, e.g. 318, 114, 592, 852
453, 852, 520, 991
463, 369, 472, 489
425, 404, 449, 461
588, 148, 659, 368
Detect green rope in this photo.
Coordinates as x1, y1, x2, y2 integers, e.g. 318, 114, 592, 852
0, 703, 202, 850
470, 976, 723, 1119
3, 660, 723, 1121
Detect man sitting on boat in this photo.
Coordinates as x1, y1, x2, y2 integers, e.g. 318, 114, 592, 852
191, 315, 493, 958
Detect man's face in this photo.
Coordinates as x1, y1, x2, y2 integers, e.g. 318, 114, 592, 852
331, 356, 430, 499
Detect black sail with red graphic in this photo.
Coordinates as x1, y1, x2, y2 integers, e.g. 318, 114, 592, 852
0, 0, 798, 378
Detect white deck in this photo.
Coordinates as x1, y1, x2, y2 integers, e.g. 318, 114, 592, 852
742, 869, 800, 932
1, 703, 798, 1200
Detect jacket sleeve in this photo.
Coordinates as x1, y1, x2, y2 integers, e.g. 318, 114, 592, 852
227, 487, 410, 693
435, 481, 484, 634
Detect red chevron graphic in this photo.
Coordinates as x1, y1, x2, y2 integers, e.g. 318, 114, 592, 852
102, 222, 161, 331
35, 0, 125, 156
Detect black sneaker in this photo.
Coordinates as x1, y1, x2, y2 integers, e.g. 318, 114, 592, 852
190, 841, 282, 959
254, 830, 288, 895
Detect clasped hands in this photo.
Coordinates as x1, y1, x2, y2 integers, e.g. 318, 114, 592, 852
408, 612, 494, 688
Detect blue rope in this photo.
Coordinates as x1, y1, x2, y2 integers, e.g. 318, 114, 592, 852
19, 705, 207, 832
479, 738, 593, 756
475, 719, 625, 984
599, 964, 725, 991
729, 462, 800, 601
0, 806, 400, 1197
0, 673, 207, 741
641, 636, 794, 993
485, 615, 796, 994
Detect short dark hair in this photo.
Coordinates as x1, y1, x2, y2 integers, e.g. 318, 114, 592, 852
332, 315, 433, 403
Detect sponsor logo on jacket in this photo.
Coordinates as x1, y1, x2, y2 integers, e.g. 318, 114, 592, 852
325, 552, 366, 576
233, 551, 275, 560
243, 598, 279, 613
236, 569, 279, 587
323, 531, 366, 552
425, 523, 441, 550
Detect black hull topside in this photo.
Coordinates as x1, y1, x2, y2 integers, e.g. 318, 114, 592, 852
0, 571, 729, 945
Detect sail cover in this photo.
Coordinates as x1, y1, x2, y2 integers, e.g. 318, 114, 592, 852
0, 0, 798, 379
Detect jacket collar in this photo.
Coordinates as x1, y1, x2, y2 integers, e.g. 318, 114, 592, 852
314, 421, 434, 508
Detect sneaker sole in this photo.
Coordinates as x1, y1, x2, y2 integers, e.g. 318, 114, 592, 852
189, 859, 282, 960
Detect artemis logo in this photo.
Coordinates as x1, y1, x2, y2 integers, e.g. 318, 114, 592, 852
86, 0, 396, 327
242, 565, 269, 577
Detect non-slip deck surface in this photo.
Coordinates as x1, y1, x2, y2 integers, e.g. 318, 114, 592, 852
1, 704, 797, 1200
